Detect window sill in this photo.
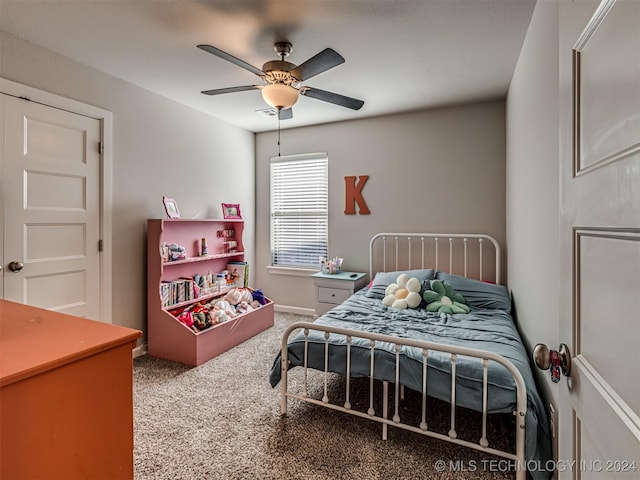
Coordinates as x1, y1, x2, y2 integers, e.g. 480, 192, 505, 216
267, 266, 317, 277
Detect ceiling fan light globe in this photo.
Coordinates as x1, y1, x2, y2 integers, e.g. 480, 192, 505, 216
261, 84, 299, 109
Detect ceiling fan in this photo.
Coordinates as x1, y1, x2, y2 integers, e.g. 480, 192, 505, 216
197, 41, 365, 119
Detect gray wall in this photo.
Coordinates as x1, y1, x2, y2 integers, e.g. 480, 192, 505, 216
255, 101, 507, 312
505, 0, 559, 407
0, 32, 256, 341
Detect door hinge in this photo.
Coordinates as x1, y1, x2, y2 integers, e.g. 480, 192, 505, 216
98, 239, 103, 252
98, 141, 104, 155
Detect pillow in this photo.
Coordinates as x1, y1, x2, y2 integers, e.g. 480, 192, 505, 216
366, 269, 435, 299
423, 279, 470, 314
435, 272, 511, 312
382, 274, 423, 309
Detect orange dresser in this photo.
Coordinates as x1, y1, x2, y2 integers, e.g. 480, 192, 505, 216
0, 300, 142, 479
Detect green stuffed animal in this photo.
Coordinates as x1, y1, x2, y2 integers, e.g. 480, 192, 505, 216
423, 280, 470, 314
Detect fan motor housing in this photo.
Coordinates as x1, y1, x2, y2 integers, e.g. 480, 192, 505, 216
262, 60, 296, 74
262, 60, 300, 85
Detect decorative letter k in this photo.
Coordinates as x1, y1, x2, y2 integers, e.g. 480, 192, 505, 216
344, 175, 370, 215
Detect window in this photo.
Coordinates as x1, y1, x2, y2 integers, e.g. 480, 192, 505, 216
270, 153, 328, 268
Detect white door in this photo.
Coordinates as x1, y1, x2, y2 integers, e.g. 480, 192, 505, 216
1, 94, 102, 320
558, 0, 640, 477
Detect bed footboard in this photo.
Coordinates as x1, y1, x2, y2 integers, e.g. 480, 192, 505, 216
280, 321, 527, 480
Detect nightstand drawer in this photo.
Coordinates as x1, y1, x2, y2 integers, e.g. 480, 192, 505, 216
317, 286, 351, 304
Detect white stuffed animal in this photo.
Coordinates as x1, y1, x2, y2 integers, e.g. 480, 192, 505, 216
213, 309, 230, 324
235, 300, 254, 314
239, 288, 253, 303
382, 273, 422, 309
224, 288, 243, 306
224, 287, 254, 306
212, 299, 237, 318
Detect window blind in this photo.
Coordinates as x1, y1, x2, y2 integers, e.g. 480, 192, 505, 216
270, 153, 328, 268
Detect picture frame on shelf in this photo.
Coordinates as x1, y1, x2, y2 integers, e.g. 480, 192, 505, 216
221, 203, 242, 219
163, 196, 180, 219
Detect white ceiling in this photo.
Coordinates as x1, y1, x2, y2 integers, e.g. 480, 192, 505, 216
0, 0, 536, 133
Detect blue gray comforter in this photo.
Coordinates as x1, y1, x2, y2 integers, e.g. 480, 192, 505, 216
269, 290, 552, 479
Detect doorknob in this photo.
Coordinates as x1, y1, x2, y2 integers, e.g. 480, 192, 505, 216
8, 261, 24, 273
533, 343, 571, 383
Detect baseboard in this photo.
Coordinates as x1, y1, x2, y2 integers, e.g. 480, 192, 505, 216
274, 304, 315, 317
132, 343, 148, 358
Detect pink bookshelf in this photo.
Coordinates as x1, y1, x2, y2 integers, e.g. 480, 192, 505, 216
147, 219, 274, 366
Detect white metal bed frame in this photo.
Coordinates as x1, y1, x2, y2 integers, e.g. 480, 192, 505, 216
278, 233, 527, 479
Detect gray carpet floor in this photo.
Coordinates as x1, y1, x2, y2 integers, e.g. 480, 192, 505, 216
133, 312, 516, 479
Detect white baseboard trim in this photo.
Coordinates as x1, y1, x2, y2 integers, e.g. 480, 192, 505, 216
132, 343, 148, 358
274, 304, 315, 317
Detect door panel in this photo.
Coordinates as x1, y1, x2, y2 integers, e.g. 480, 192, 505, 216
26, 171, 87, 209
576, 0, 640, 173
559, 0, 640, 477
25, 115, 89, 165
25, 269, 87, 310
26, 223, 86, 261
576, 231, 640, 419
2, 94, 101, 320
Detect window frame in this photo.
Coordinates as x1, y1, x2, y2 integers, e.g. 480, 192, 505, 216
269, 152, 329, 272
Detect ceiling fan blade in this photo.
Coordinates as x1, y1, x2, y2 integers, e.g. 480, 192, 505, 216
301, 87, 364, 110
197, 44, 264, 77
201, 85, 261, 96
278, 108, 293, 120
290, 48, 345, 81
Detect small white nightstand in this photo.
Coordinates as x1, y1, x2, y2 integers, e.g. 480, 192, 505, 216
311, 271, 368, 317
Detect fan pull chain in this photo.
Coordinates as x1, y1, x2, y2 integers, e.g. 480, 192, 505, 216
277, 108, 281, 156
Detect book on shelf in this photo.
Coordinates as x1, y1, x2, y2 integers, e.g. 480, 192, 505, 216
227, 261, 248, 288
160, 277, 199, 307
160, 282, 171, 307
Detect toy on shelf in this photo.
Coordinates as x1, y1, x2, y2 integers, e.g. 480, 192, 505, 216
252, 289, 267, 306
167, 243, 187, 261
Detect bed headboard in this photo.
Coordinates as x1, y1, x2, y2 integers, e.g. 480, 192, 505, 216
369, 233, 502, 284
